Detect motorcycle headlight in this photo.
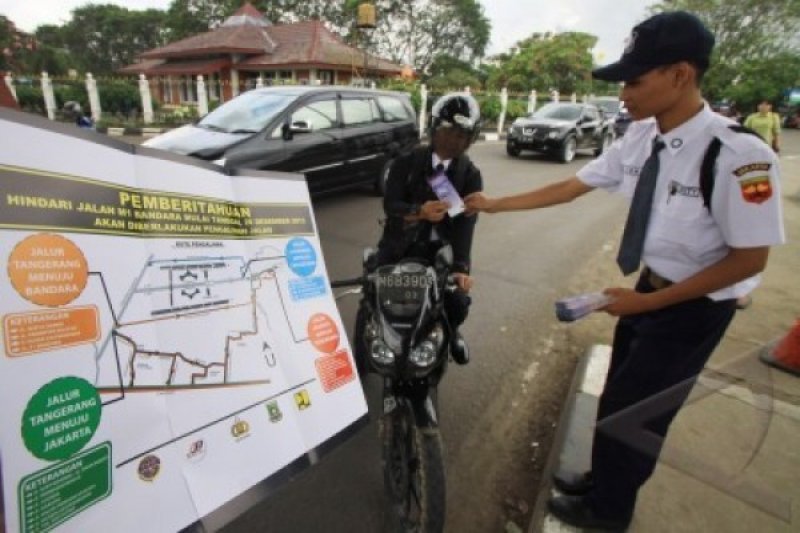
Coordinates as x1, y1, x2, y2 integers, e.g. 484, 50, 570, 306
428, 324, 444, 349
370, 339, 395, 365
409, 325, 444, 368
409, 340, 437, 368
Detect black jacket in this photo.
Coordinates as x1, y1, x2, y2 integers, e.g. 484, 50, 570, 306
378, 145, 483, 273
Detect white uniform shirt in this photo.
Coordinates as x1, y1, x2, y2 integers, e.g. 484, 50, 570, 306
577, 103, 785, 300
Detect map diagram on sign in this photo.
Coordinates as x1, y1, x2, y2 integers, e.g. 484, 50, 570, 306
91, 246, 315, 397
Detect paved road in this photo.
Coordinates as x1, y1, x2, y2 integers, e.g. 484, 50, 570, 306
209, 141, 627, 533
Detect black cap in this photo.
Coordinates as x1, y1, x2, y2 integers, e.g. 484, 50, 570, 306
592, 11, 715, 82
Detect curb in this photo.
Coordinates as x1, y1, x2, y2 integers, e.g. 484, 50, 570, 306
528, 344, 611, 533
98, 126, 170, 137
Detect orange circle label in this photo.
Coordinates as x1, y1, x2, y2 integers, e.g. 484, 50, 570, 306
8, 234, 88, 307
307, 313, 340, 353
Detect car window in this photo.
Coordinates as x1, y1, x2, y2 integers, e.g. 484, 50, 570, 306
290, 99, 338, 131
585, 108, 600, 121
198, 91, 297, 133
590, 99, 621, 116
378, 96, 410, 122
342, 98, 381, 126
532, 103, 583, 121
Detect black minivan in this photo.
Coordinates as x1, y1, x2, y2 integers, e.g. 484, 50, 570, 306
144, 86, 419, 195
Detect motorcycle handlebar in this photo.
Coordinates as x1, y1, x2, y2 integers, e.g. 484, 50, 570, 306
330, 277, 366, 288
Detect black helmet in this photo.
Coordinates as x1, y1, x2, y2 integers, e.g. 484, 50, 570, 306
429, 93, 481, 144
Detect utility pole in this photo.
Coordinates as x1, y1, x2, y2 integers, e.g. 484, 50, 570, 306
357, 3, 376, 85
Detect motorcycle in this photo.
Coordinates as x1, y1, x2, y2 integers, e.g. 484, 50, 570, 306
332, 244, 459, 532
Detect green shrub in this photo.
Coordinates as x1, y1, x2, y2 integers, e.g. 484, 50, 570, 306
97, 80, 140, 115
478, 96, 501, 123
15, 85, 45, 113
506, 99, 528, 121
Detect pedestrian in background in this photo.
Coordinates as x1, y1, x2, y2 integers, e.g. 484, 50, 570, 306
465, 10, 784, 531
744, 100, 781, 154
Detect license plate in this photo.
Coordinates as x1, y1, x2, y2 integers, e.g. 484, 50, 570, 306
376, 272, 432, 289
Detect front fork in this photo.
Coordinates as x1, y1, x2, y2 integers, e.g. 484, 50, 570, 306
382, 377, 440, 430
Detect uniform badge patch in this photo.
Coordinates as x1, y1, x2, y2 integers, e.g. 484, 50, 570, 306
733, 163, 771, 177
739, 176, 772, 204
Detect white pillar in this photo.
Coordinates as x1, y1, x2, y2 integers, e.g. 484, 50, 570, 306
570, 93, 577, 103
528, 90, 537, 114
582, 94, 588, 103
86, 73, 102, 121
197, 75, 209, 116
419, 84, 428, 139
464, 86, 471, 95
4, 73, 17, 102
41, 72, 56, 120
230, 69, 240, 97
370, 81, 376, 90
551, 90, 560, 103
255, 74, 264, 88
497, 87, 509, 135
138, 74, 154, 125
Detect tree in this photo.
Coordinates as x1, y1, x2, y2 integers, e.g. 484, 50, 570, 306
486, 32, 597, 94
650, 0, 800, 104
363, 0, 490, 75
56, 5, 169, 74
164, 0, 240, 41
1, 15, 14, 71
727, 53, 800, 111
425, 54, 482, 90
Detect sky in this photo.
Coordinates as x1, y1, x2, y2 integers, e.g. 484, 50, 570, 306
0, 0, 659, 65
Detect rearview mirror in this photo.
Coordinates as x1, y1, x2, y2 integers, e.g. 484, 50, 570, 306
289, 120, 312, 134
434, 245, 453, 271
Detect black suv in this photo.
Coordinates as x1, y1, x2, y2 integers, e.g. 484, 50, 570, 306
590, 96, 632, 138
506, 102, 614, 163
144, 86, 419, 196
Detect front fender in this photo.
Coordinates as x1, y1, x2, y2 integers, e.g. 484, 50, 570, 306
410, 392, 440, 430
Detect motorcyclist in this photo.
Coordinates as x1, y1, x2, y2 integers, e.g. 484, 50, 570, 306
371, 92, 483, 365
62, 101, 94, 129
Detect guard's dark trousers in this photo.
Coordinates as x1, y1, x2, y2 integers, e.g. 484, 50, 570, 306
586, 275, 737, 520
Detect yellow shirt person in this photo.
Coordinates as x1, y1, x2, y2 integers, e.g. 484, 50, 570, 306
744, 100, 781, 152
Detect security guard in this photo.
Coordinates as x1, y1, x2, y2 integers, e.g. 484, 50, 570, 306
465, 11, 784, 531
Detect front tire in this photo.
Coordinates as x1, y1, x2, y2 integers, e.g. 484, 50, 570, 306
559, 135, 577, 163
506, 142, 521, 157
374, 158, 394, 196
352, 303, 369, 376
381, 401, 445, 533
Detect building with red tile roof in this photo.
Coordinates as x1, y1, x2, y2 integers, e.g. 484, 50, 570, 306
119, 2, 408, 104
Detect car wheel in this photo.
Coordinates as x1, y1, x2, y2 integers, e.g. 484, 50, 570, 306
594, 131, 613, 157
374, 157, 394, 196
506, 142, 521, 157
559, 135, 577, 163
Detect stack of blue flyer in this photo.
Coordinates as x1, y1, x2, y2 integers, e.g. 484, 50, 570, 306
555, 292, 613, 322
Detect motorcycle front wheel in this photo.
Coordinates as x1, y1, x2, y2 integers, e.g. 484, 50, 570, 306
381, 400, 445, 533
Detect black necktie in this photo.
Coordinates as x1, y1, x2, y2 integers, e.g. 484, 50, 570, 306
616, 138, 666, 275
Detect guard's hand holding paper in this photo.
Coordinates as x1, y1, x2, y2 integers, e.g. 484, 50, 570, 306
555, 292, 614, 322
